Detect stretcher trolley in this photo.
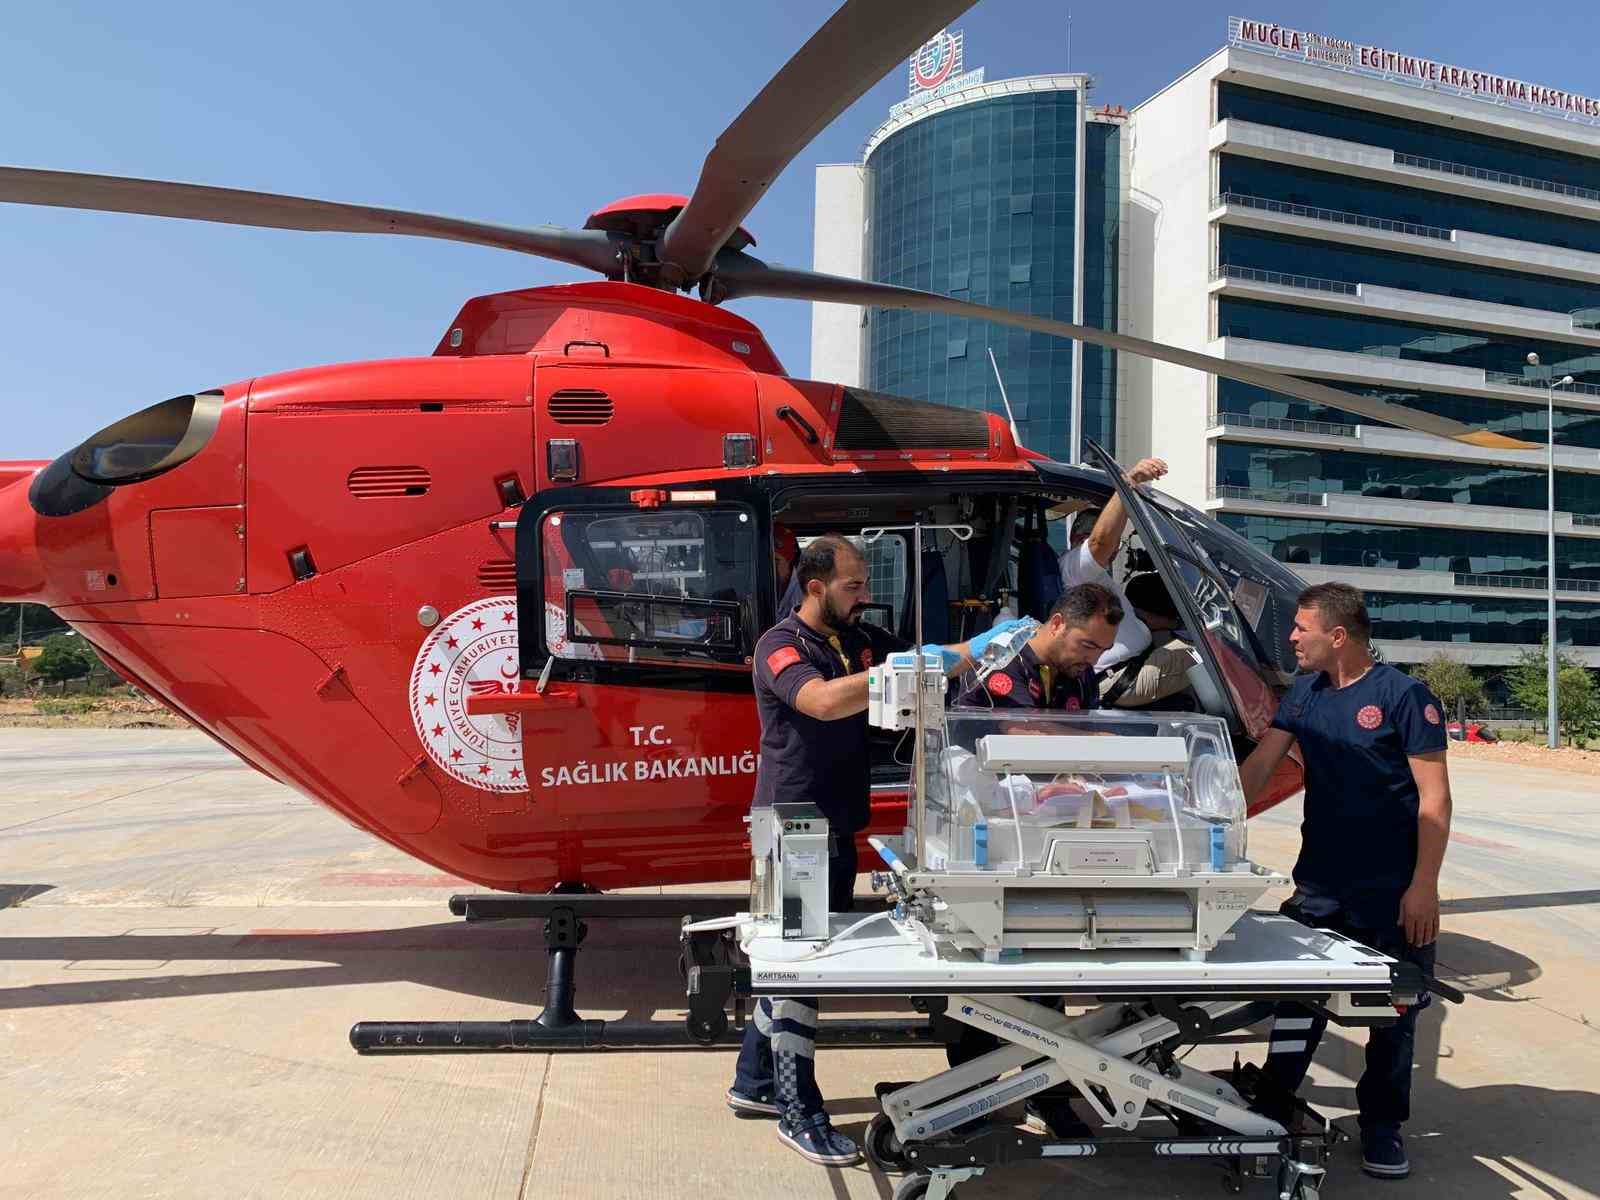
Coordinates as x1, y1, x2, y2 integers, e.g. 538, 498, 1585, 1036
681, 635, 1458, 1199
687, 904, 1429, 1200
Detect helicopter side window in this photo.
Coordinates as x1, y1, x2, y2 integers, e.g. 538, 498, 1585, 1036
539, 506, 756, 670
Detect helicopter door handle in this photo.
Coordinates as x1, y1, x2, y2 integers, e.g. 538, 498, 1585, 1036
562, 339, 610, 357
466, 686, 582, 715
776, 405, 820, 444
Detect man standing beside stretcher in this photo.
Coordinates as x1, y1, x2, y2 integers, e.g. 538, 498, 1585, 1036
727, 534, 1028, 1167
1239, 583, 1451, 1181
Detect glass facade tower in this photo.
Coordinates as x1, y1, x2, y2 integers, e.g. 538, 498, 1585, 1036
856, 78, 1119, 464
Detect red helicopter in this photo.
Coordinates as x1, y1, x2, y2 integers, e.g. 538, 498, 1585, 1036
0, 1, 1519, 898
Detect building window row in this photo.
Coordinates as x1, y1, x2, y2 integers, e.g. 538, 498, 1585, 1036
1217, 83, 1600, 194
1215, 378, 1600, 449
1218, 227, 1600, 320
1218, 157, 1600, 256
1365, 592, 1600, 646
1214, 440, 1600, 514
1216, 298, 1600, 382
1217, 512, 1600, 579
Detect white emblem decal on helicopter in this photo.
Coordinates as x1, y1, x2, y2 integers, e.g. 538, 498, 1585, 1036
409, 597, 526, 793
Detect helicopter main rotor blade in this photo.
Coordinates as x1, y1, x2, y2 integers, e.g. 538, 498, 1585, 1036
716, 254, 1536, 451
0, 167, 620, 276
659, 0, 975, 285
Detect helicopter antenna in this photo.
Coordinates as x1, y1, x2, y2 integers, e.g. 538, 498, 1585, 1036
987, 347, 1023, 445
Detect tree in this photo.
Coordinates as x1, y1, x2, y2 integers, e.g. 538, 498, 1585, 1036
1, 602, 67, 648
31, 634, 97, 683
1412, 655, 1484, 721
1508, 640, 1600, 745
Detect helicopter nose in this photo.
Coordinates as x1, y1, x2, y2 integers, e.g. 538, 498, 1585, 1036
0, 463, 47, 602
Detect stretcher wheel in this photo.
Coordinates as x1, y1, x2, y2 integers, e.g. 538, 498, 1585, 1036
891, 1174, 933, 1200
865, 1113, 907, 1172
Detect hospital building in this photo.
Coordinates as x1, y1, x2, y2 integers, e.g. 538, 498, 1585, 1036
811, 19, 1600, 669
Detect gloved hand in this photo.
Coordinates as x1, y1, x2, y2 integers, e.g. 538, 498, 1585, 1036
968, 617, 1038, 661
921, 644, 962, 672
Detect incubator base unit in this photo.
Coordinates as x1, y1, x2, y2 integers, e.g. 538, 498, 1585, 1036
883, 708, 1283, 961
747, 803, 831, 941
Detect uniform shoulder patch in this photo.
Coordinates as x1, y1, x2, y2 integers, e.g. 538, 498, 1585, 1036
986, 672, 1014, 697
1356, 704, 1384, 730
1423, 703, 1441, 725
859, 647, 874, 669
1064, 696, 1081, 711
766, 645, 804, 676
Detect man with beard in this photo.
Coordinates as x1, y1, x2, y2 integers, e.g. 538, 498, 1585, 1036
728, 533, 1027, 1166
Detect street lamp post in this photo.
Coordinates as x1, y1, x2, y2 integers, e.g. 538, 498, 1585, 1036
1527, 352, 1574, 749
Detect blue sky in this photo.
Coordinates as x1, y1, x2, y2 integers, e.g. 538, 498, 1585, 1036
3, 0, 1597, 458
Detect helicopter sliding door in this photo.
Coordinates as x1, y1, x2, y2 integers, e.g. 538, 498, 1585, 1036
509, 483, 771, 886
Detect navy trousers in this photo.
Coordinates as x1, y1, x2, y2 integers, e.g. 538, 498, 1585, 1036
1263, 889, 1434, 1132
732, 838, 857, 1122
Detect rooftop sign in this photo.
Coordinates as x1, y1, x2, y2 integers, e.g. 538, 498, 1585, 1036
890, 27, 984, 119
1228, 16, 1600, 127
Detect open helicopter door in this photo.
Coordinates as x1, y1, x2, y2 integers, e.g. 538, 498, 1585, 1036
1057, 443, 1305, 811
502, 484, 770, 884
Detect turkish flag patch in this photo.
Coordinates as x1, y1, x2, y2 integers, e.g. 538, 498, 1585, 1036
766, 646, 803, 676
859, 648, 874, 669
986, 672, 1014, 697
1065, 697, 1082, 711
1356, 704, 1384, 730
1424, 703, 1441, 725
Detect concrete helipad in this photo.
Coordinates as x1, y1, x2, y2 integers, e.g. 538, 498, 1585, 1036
1, 727, 1597, 1199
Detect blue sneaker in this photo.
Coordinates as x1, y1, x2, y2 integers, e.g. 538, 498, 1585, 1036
777, 1112, 861, 1166
1361, 1127, 1410, 1179
726, 1087, 781, 1118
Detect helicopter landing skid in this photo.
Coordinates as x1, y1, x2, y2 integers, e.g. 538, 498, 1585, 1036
348, 893, 935, 1054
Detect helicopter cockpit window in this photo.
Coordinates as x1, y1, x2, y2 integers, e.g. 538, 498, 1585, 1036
540, 507, 756, 669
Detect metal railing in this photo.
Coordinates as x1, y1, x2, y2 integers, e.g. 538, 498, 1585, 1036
1212, 485, 1327, 505
1213, 192, 1453, 241
1394, 152, 1600, 204
1210, 263, 1359, 295
1485, 371, 1600, 399
1573, 513, 1600, 528
1571, 306, 1600, 331
1455, 572, 1600, 594
1209, 409, 1359, 438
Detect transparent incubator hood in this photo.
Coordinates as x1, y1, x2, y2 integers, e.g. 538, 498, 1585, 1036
912, 709, 1250, 879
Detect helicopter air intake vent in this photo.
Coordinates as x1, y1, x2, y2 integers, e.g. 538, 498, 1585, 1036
548, 389, 614, 426
477, 560, 518, 592
834, 388, 989, 451
347, 465, 431, 498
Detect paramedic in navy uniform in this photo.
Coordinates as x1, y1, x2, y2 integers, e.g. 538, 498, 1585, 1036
1239, 582, 1451, 1181
957, 583, 1122, 712
726, 533, 1026, 1167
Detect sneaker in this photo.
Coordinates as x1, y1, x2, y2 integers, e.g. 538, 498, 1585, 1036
725, 1087, 780, 1118
1360, 1128, 1410, 1179
777, 1112, 862, 1166
1023, 1099, 1095, 1139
